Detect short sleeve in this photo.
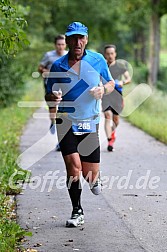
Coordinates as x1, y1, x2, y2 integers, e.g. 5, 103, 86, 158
116, 60, 127, 75
40, 52, 49, 67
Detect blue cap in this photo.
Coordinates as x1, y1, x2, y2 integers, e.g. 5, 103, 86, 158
65, 22, 88, 36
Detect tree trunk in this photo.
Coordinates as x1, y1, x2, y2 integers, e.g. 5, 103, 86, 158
139, 31, 147, 64
133, 30, 147, 65
148, 0, 160, 87
133, 31, 139, 66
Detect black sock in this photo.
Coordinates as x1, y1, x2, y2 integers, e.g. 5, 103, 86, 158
66, 179, 82, 212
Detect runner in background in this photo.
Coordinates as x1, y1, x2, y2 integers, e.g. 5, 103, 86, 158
38, 35, 67, 140
102, 45, 131, 151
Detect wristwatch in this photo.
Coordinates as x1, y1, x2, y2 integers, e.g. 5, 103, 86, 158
103, 85, 108, 95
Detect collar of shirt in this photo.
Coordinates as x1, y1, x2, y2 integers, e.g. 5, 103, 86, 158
60, 50, 87, 73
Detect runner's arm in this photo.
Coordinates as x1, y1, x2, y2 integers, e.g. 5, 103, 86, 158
38, 64, 50, 74
38, 52, 49, 75
118, 70, 131, 87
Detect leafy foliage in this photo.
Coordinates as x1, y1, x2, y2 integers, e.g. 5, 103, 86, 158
0, 0, 30, 57
0, 55, 26, 107
0, 194, 32, 252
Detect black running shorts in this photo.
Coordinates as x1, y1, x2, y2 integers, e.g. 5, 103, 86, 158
56, 115, 100, 163
102, 89, 124, 115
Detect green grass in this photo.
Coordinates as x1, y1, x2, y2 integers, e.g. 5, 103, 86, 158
160, 50, 167, 67
0, 79, 43, 252
123, 84, 167, 144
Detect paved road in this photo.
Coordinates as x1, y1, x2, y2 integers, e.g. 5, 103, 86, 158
17, 108, 167, 252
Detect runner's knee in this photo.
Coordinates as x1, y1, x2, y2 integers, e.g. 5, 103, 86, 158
113, 116, 119, 126
66, 165, 81, 180
104, 111, 112, 120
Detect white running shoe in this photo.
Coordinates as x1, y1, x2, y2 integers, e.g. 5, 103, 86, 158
66, 209, 84, 227
90, 178, 102, 195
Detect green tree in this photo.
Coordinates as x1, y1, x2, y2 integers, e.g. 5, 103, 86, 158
122, 0, 150, 65
120, 0, 167, 86
161, 14, 167, 50
0, 0, 29, 57
148, 0, 167, 86
0, 0, 30, 107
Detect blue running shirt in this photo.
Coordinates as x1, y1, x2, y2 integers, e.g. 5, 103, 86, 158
46, 50, 113, 122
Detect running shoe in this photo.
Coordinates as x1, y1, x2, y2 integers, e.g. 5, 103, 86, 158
55, 143, 61, 151
107, 145, 114, 152
66, 208, 84, 227
90, 177, 102, 195
107, 130, 116, 152
50, 121, 56, 134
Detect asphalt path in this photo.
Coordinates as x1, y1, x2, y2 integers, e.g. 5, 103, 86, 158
17, 108, 167, 252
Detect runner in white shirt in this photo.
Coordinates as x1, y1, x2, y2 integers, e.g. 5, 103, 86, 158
38, 35, 68, 138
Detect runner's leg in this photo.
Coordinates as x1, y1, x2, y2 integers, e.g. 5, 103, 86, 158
104, 110, 113, 139
63, 153, 82, 210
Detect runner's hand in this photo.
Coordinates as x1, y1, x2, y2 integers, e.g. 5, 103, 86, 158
115, 79, 123, 87
89, 86, 104, 100
52, 89, 62, 104
46, 89, 62, 107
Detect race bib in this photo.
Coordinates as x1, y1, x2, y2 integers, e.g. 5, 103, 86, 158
72, 119, 96, 135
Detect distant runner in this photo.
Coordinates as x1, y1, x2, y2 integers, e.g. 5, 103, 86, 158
102, 44, 131, 151
38, 35, 67, 138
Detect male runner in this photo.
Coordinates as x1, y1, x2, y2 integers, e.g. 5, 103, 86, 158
38, 35, 67, 135
102, 45, 131, 151
45, 22, 115, 227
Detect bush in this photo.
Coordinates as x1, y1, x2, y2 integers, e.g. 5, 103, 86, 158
16, 40, 48, 74
0, 38, 52, 108
0, 55, 25, 107
157, 66, 167, 92
132, 63, 148, 84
